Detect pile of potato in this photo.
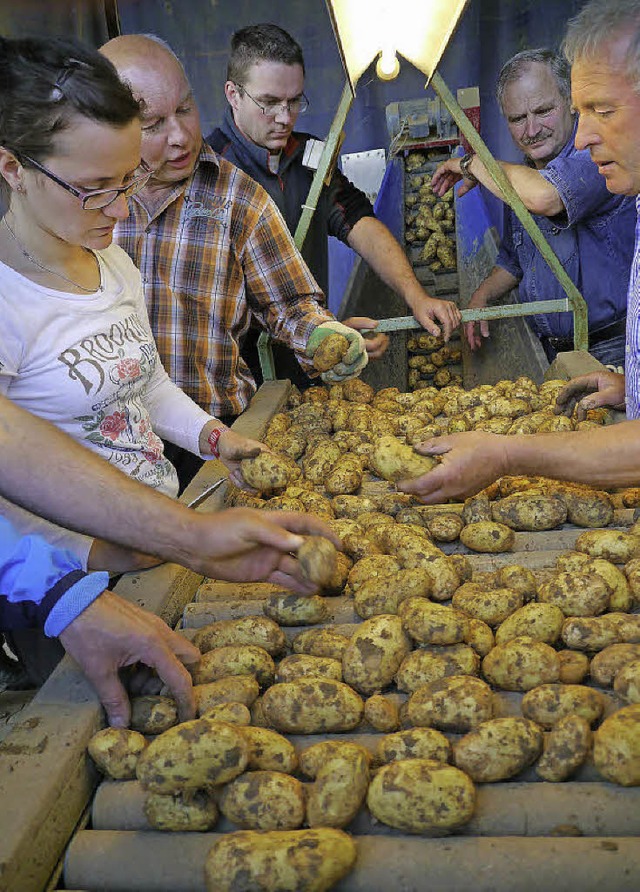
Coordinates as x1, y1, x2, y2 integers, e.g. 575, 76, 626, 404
404, 151, 457, 274
407, 331, 463, 390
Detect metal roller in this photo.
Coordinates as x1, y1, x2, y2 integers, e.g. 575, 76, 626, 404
64, 831, 640, 892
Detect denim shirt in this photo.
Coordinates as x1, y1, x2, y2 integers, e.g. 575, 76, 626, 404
625, 196, 640, 419
496, 127, 636, 340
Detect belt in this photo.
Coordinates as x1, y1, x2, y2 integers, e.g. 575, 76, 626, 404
542, 318, 626, 352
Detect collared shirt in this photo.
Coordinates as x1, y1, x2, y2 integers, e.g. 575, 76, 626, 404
208, 108, 375, 294
115, 143, 332, 417
496, 126, 635, 340
625, 196, 640, 419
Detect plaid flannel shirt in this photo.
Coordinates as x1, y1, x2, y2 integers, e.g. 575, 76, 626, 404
115, 143, 332, 417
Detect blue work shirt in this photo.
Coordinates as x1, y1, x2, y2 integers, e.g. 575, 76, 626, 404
496, 126, 635, 340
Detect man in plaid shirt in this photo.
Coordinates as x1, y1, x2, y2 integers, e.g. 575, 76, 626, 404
102, 35, 375, 486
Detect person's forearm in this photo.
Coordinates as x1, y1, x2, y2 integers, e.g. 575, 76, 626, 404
347, 217, 430, 312
471, 266, 520, 307
504, 421, 640, 489
0, 395, 197, 560
462, 156, 564, 216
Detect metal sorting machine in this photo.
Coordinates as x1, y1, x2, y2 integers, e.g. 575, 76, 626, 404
0, 374, 638, 891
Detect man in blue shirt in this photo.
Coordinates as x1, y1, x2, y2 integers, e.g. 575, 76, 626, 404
432, 48, 635, 368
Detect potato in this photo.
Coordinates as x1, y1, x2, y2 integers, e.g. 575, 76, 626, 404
343, 378, 374, 403
87, 728, 147, 780
557, 649, 590, 684
521, 683, 605, 728
325, 454, 364, 495
555, 550, 592, 574
562, 488, 614, 527
292, 628, 351, 661
305, 743, 370, 828
137, 719, 249, 794
342, 614, 412, 695
240, 726, 298, 773
312, 333, 349, 372
482, 636, 560, 691
297, 490, 335, 519
561, 614, 625, 651
460, 521, 515, 553
194, 616, 286, 657
452, 583, 523, 628
450, 553, 474, 583
407, 676, 494, 732
297, 536, 338, 589
589, 559, 633, 612
427, 512, 464, 542
264, 592, 328, 626
453, 717, 543, 782
194, 677, 260, 715
220, 770, 306, 831
575, 529, 640, 563
240, 451, 292, 492
495, 565, 538, 601
192, 645, 275, 687
613, 659, 640, 703
495, 602, 565, 646
364, 694, 400, 732
396, 644, 480, 693
276, 654, 343, 683
130, 696, 178, 735
370, 435, 437, 482
144, 790, 218, 832
590, 643, 640, 687
262, 679, 363, 733
491, 492, 567, 531
593, 704, 640, 785
535, 715, 592, 782
463, 617, 495, 657
462, 493, 492, 524
353, 570, 431, 619
204, 828, 357, 892
538, 571, 610, 617
331, 494, 379, 518
367, 759, 475, 834
399, 598, 468, 645
303, 442, 342, 484
201, 702, 251, 726
375, 727, 452, 765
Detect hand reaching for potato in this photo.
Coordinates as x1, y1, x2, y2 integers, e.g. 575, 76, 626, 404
305, 320, 369, 383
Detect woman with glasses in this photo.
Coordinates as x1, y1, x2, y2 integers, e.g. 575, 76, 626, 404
0, 35, 265, 573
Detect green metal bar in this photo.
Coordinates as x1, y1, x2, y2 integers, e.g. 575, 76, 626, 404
258, 80, 355, 382
372, 299, 570, 333
429, 71, 589, 353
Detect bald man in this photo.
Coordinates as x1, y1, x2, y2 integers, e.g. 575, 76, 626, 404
101, 34, 378, 487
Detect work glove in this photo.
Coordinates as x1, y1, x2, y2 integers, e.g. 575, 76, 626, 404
305, 320, 369, 383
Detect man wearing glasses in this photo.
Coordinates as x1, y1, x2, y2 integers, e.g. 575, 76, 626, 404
208, 23, 461, 386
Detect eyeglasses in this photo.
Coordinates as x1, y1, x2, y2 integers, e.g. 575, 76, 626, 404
18, 154, 153, 210
234, 83, 309, 117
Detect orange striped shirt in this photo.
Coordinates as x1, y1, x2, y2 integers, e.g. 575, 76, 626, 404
115, 143, 331, 417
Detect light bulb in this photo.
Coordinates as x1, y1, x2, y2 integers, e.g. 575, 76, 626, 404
376, 48, 400, 80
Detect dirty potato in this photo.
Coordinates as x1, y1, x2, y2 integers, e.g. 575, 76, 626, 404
491, 492, 567, 531
144, 790, 218, 832
460, 521, 515, 553
201, 702, 251, 725
562, 488, 614, 528
535, 714, 592, 782
560, 614, 625, 651
264, 593, 328, 626
325, 454, 364, 495
364, 694, 400, 732
452, 583, 523, 628
88, 728, 147, 780
464, 618, 495, 657
482, 636, 560, 691
593, 704, 640, 785
240, 726, 298, 773
194, 677, 260, 715
136, 719, 249, 794
192, 645, 275, 687
538, 571, 611, 617
292, 628, 351, 661
262, 679, 364, 733
240, 452, 293, 492
312, 333, 349, 372
557, 650, 590, 684
590, 643, 640, 687
575, 529, 640, 563
495, 602, 565, 646
613, 659, 640, 703
204, 828, 357, 892
194, 617, 287, 657
453, 717, 543, 782
427, 513, 464, 542
342, 614, 412, 695
395, 644, 480, 693
220, 770, 306, 830
399, 598, 468, 645
521, 683, 605, 728
370, 435, 437, 482
375, 728, 452, 764
130, 696, 178, 735
407, 676, 494, 732
276, 654, 343, 683
367, 759, 476, 834
304, 742, 370, 828
495, 565, 538, 601
298, 536, 339, 589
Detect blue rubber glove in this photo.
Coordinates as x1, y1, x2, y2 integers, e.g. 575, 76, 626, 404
305, 321, 369, 383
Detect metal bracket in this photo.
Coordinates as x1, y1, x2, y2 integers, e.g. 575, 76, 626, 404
369, 299, 570, 333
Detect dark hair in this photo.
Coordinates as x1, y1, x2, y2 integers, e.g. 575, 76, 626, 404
227, 24, 305, 84
496, 48, 571, 111
0, 35, 140, 161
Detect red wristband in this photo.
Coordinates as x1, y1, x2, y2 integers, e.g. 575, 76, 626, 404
207, 425, 228, 458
